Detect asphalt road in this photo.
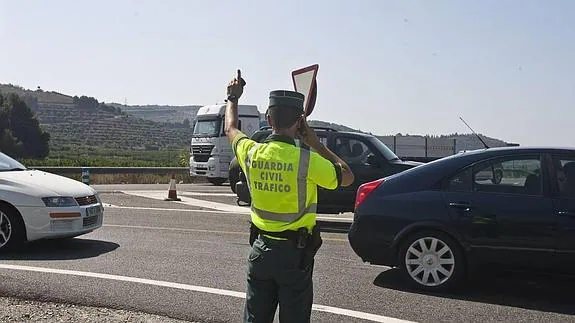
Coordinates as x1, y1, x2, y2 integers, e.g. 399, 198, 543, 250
1, 183, 575, 322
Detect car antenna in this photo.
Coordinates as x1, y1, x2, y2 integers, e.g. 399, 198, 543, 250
459, 116, 489, 149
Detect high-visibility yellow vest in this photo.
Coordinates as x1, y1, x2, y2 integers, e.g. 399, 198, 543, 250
233, 132, 340, 234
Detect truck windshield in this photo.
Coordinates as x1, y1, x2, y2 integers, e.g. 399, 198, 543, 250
193, 119, 222, 137
368, 137, 401, 161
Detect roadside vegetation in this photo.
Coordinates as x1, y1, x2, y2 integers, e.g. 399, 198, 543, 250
21, 148, 190, 167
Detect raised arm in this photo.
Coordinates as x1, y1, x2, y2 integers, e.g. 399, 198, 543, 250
224, 69, 246, 143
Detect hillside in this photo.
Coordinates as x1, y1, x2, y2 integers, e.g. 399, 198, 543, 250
0, 84, 74, 106
36, 105, 192, 150
0, 84, 193, 152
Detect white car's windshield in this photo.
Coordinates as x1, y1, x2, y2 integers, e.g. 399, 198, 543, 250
0, 152, 27, 171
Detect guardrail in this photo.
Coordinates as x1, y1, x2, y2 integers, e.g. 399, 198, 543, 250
30, 167, 190, 175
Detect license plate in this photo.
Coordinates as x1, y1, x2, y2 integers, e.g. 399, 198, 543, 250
86, 205, 102, 217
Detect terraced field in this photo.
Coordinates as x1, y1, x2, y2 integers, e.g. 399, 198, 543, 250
36, 105, 192, 150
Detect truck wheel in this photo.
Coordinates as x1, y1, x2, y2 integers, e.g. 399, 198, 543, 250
208, 177, 227, 186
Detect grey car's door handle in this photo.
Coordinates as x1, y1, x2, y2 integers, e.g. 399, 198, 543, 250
558, 211, 575, 218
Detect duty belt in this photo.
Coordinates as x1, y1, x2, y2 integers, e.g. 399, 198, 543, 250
250, 223, 310, 249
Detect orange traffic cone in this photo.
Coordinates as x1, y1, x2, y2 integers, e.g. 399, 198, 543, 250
164, 174, 182, 201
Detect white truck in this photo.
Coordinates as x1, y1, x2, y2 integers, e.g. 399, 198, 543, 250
189, 104, 261, 185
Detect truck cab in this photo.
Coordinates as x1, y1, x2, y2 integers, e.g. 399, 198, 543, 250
190, 104, 261, 185
228, 126, 424, 213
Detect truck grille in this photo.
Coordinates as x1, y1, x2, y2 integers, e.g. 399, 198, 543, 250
192, 145, 214, 155
192, 145, 214, 163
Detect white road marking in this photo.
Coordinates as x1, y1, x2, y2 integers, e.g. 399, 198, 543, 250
314, 216, 353, 222
104, 224, 248, 236
313, 305, 413, 323
103, 203, 353, 222
102, 204, 244, 215
121, 190, 248, 213
180, 192, 237, 197
0, 264, 415, 323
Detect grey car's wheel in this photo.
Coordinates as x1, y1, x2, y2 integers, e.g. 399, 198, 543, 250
398, 230, 465, 291
229, 159, 240, 194
0, 204, 25, 252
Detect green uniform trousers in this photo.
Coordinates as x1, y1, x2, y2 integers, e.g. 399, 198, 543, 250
243, 235, 314, 323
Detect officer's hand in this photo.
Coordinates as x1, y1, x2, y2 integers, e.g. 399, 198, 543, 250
297, 117, 311, 142
227, 69, 246, 100
340, 162, 352, 174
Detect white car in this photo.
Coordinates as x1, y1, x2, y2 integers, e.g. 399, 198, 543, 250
0, 152, 104, 251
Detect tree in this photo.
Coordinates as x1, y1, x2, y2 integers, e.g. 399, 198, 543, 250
0, 99, 24, 156
182, 118, 191, 128
0, 93, 50, 158
0, 129, 24, 157
73, 95, 99, 110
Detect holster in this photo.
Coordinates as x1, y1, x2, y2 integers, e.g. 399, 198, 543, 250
249, 222, 259, 246
299, 225, 322, 270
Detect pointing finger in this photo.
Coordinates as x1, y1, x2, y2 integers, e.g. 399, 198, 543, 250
237, 69, 246, 86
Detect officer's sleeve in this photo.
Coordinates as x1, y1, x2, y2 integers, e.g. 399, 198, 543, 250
308, 151, 342, 190
232, 131, 256, 169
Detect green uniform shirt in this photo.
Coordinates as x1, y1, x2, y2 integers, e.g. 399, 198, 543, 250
233, 131, 341, 234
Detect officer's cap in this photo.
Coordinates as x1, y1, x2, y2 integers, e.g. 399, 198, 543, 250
268, 90, 304, 112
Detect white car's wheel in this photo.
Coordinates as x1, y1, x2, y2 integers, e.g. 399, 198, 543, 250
398, 230, 465, 291
0, 204, 25, 252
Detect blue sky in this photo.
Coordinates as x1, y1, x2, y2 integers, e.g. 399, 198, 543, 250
1, 1, 574, 146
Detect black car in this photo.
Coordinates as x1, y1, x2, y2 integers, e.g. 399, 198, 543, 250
228, 126, 422, 214
349, 146, 575, 291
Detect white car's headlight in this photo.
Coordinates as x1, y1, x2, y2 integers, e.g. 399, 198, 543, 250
42, 197, 78, 207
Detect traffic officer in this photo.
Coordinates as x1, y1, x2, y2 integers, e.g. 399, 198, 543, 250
224, 70, 355, 323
